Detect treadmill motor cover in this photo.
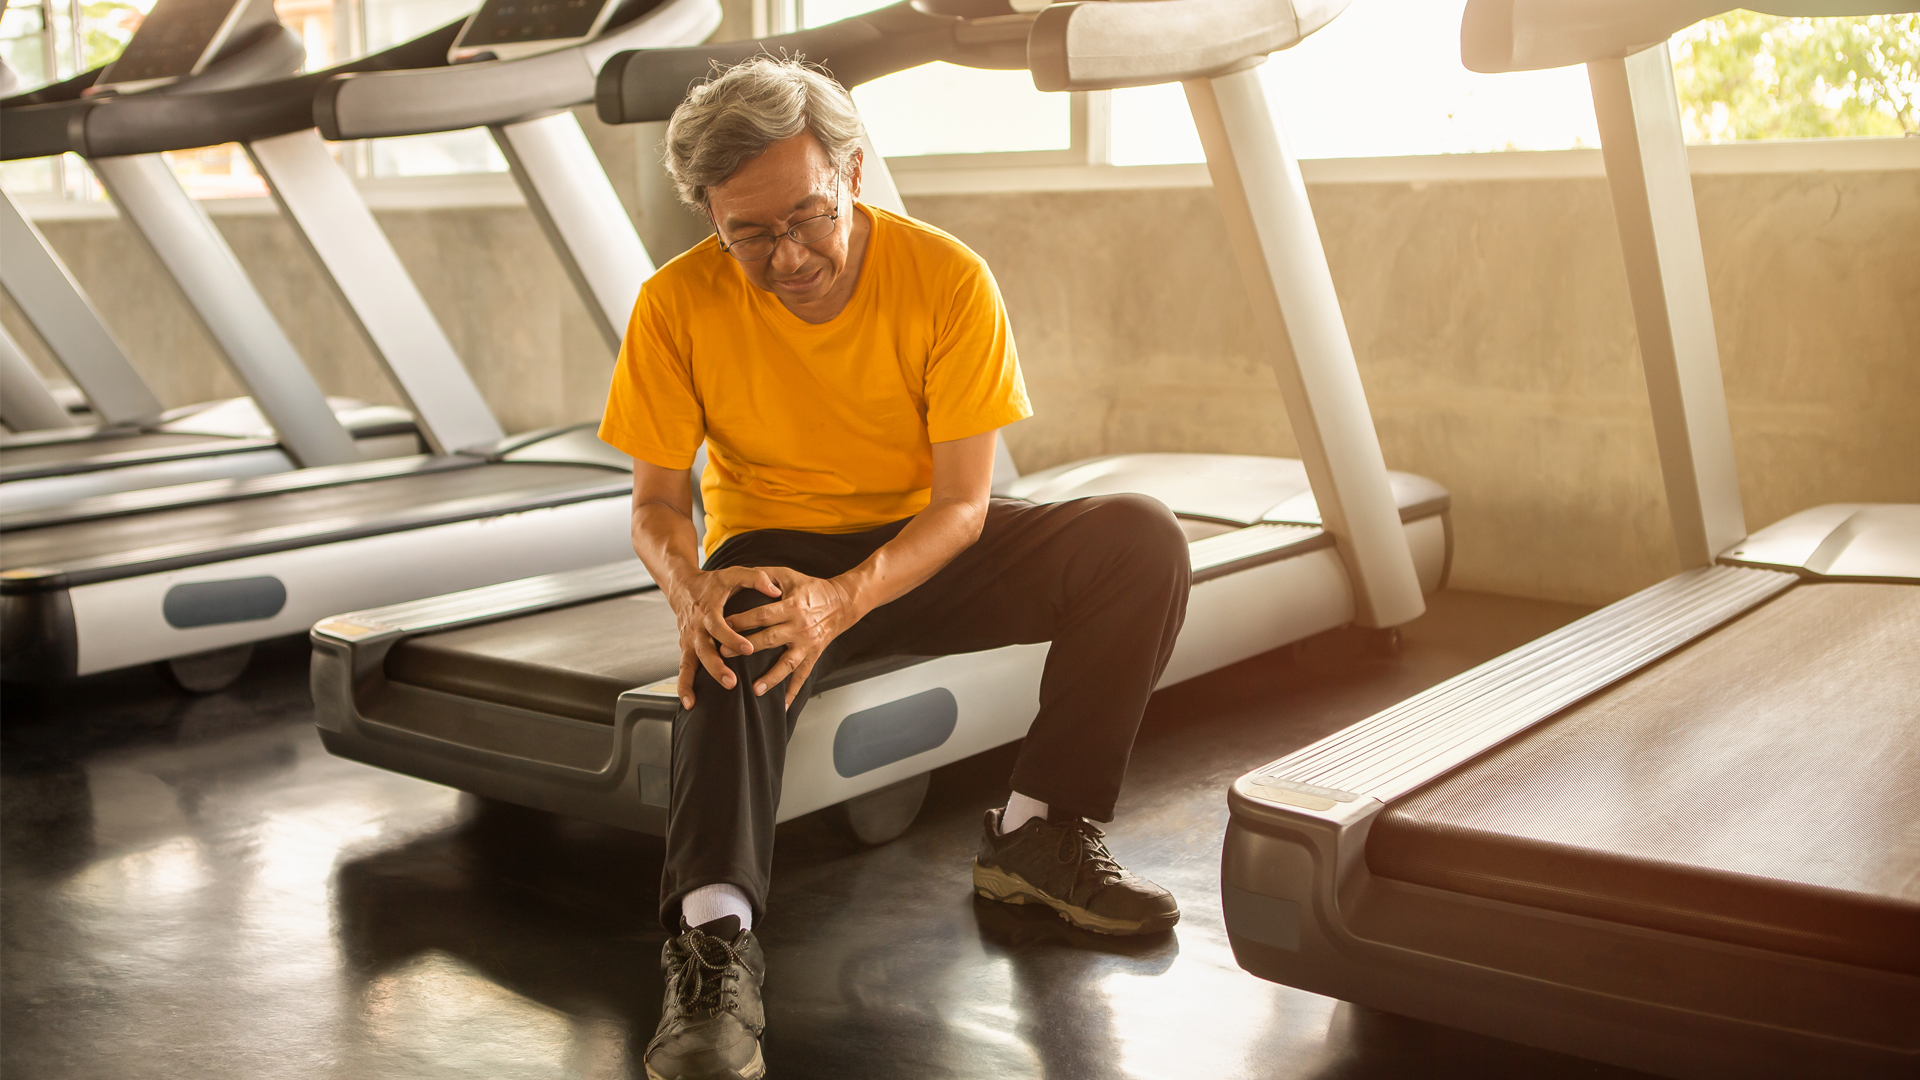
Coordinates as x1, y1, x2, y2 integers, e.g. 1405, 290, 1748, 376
1366, 581, 1920, 974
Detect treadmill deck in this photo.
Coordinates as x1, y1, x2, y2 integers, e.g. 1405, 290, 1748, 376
1368, 581, 1920, 973
1, 462, 621, 582
384, 593, 682, 724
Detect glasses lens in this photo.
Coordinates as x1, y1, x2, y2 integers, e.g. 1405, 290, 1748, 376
728, 235, 776, 261
790, 213, 836, 244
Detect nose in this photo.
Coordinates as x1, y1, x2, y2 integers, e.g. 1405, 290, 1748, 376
769, 234, 812, 276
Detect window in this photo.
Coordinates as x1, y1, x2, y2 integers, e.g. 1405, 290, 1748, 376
799, 0, 1082, 163
1109, 2, 1918, 165
2, 0, 504, 202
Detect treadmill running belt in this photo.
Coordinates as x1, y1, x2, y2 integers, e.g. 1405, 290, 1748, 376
2, 431, 227, 470
1367, 582, 1920, 974
384, 593, 682, 724
1, 462, 611, 571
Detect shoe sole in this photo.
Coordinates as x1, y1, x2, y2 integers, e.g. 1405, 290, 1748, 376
645, 1042, 765, 1080
973, 862, 1180, 936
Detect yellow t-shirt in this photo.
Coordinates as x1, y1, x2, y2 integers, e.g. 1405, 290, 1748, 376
599, 204, 1031, 556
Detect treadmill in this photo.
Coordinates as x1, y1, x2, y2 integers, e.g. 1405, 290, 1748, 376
0, 5, 422, 510
0, 0, 719, 691
309, 0, 1452, 846
1219, 4, 1919, 1078
0, 322, 76, 434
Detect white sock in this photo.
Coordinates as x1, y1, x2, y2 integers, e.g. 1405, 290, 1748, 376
1000, 792, 1049, 834
681, 883, 753, 931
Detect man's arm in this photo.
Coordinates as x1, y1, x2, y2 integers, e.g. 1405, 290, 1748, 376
723, 428, 1000, 705
630, 459, 782, 708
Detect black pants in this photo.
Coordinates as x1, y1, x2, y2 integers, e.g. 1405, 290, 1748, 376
659, 494, 1190, 927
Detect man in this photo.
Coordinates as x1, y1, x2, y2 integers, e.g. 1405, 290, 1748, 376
599, 56, 1191, 1080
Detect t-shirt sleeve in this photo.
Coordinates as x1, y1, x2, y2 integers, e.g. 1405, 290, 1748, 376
598, 285, 705, 470
924, 254, 1032, 444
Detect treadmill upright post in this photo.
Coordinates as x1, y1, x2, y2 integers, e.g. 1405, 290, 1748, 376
0, 190, 165, 426
492, 111, 655, 353
1588, 43, 1747, 569
245, 128, 505, 454
1183, 68, 1424, 628
87, 153, 362, 467
0, 324, 75, 430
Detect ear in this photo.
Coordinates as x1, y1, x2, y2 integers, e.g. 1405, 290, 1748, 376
848, 146, 864, 200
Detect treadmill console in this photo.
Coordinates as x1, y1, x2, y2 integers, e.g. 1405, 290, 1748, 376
450, 0, 625, 62
94, 0, 276, 92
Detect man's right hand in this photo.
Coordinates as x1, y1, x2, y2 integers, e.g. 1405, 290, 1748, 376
667, 566, 784, 709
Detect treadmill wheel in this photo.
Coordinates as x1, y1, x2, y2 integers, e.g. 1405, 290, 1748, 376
834, 772, 931, 846
158, 643, 254, 694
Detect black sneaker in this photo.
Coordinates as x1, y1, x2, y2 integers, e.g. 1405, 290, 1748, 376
973, 809, 1180, 935
644, 915, 767, 1080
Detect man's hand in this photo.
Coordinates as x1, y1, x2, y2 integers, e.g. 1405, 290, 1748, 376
721, 567, 864, 707
666, 566, 783, 709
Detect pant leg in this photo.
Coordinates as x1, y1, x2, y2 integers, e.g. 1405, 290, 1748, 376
658, 523, 905, 929
839, 494, 1190, 822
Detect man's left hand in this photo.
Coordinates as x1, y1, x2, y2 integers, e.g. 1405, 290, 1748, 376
721, 566, 865, 706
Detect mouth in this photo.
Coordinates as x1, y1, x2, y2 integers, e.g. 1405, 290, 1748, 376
772, 267, 825, 294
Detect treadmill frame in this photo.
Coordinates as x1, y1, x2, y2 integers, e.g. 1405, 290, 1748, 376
1221, 6, 1920, 1075
313, 488, 1453, 836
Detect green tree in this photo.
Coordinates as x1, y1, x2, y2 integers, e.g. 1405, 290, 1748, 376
82, 0, 145, 69
1674, 13, 1919, 141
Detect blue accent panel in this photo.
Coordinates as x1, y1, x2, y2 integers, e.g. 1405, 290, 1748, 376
1222, 885, 1301, 950
162, 576, 288, 628
832, 687, 958, 778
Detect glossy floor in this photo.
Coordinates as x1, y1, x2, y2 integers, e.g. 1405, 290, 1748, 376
1, 590, 1652, 1079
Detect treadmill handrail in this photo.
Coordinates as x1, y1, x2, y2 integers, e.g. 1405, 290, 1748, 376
1029, 0, 1350, 92
315, 0, 721, 140
1460, 0, 1920, 74
50, 21, 465, 160
593, 0, 1033, 126
0, 23, 306, 160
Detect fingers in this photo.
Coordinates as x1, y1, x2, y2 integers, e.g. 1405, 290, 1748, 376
702, 605, 757, 657
676, 653, 697, 709
723, 600, 790, 633
754, 646, 814, 702
690, 632, 735, 691
782, 652, 821, 708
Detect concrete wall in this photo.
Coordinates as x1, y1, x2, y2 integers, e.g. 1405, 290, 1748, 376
911, 168, 1920, 604
7, 159, 1915, 605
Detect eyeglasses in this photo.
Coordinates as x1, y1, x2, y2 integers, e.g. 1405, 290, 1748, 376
714, 180, 842, 262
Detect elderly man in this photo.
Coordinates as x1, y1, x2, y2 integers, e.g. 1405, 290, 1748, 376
600, 56, 1190, 1080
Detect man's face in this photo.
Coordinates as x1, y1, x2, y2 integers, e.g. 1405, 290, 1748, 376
706, 132, 862, 311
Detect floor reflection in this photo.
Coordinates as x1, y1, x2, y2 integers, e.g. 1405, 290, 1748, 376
1, 596, 1654, 1079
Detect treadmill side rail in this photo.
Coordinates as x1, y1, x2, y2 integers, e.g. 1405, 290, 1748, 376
1251, 563, 1795, 803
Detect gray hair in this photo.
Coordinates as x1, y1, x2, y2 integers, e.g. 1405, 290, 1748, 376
663, 55, 863, 210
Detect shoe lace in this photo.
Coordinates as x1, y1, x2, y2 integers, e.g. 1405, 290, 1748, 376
1059, 818, 1125, 885
668, 927, 748, 1019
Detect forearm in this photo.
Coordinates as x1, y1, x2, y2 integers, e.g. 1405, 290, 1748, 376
836, 496, 986, 618
632, 499, 706, 603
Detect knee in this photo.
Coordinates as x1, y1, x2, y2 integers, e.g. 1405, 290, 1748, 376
1080, 493, 1188, 571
